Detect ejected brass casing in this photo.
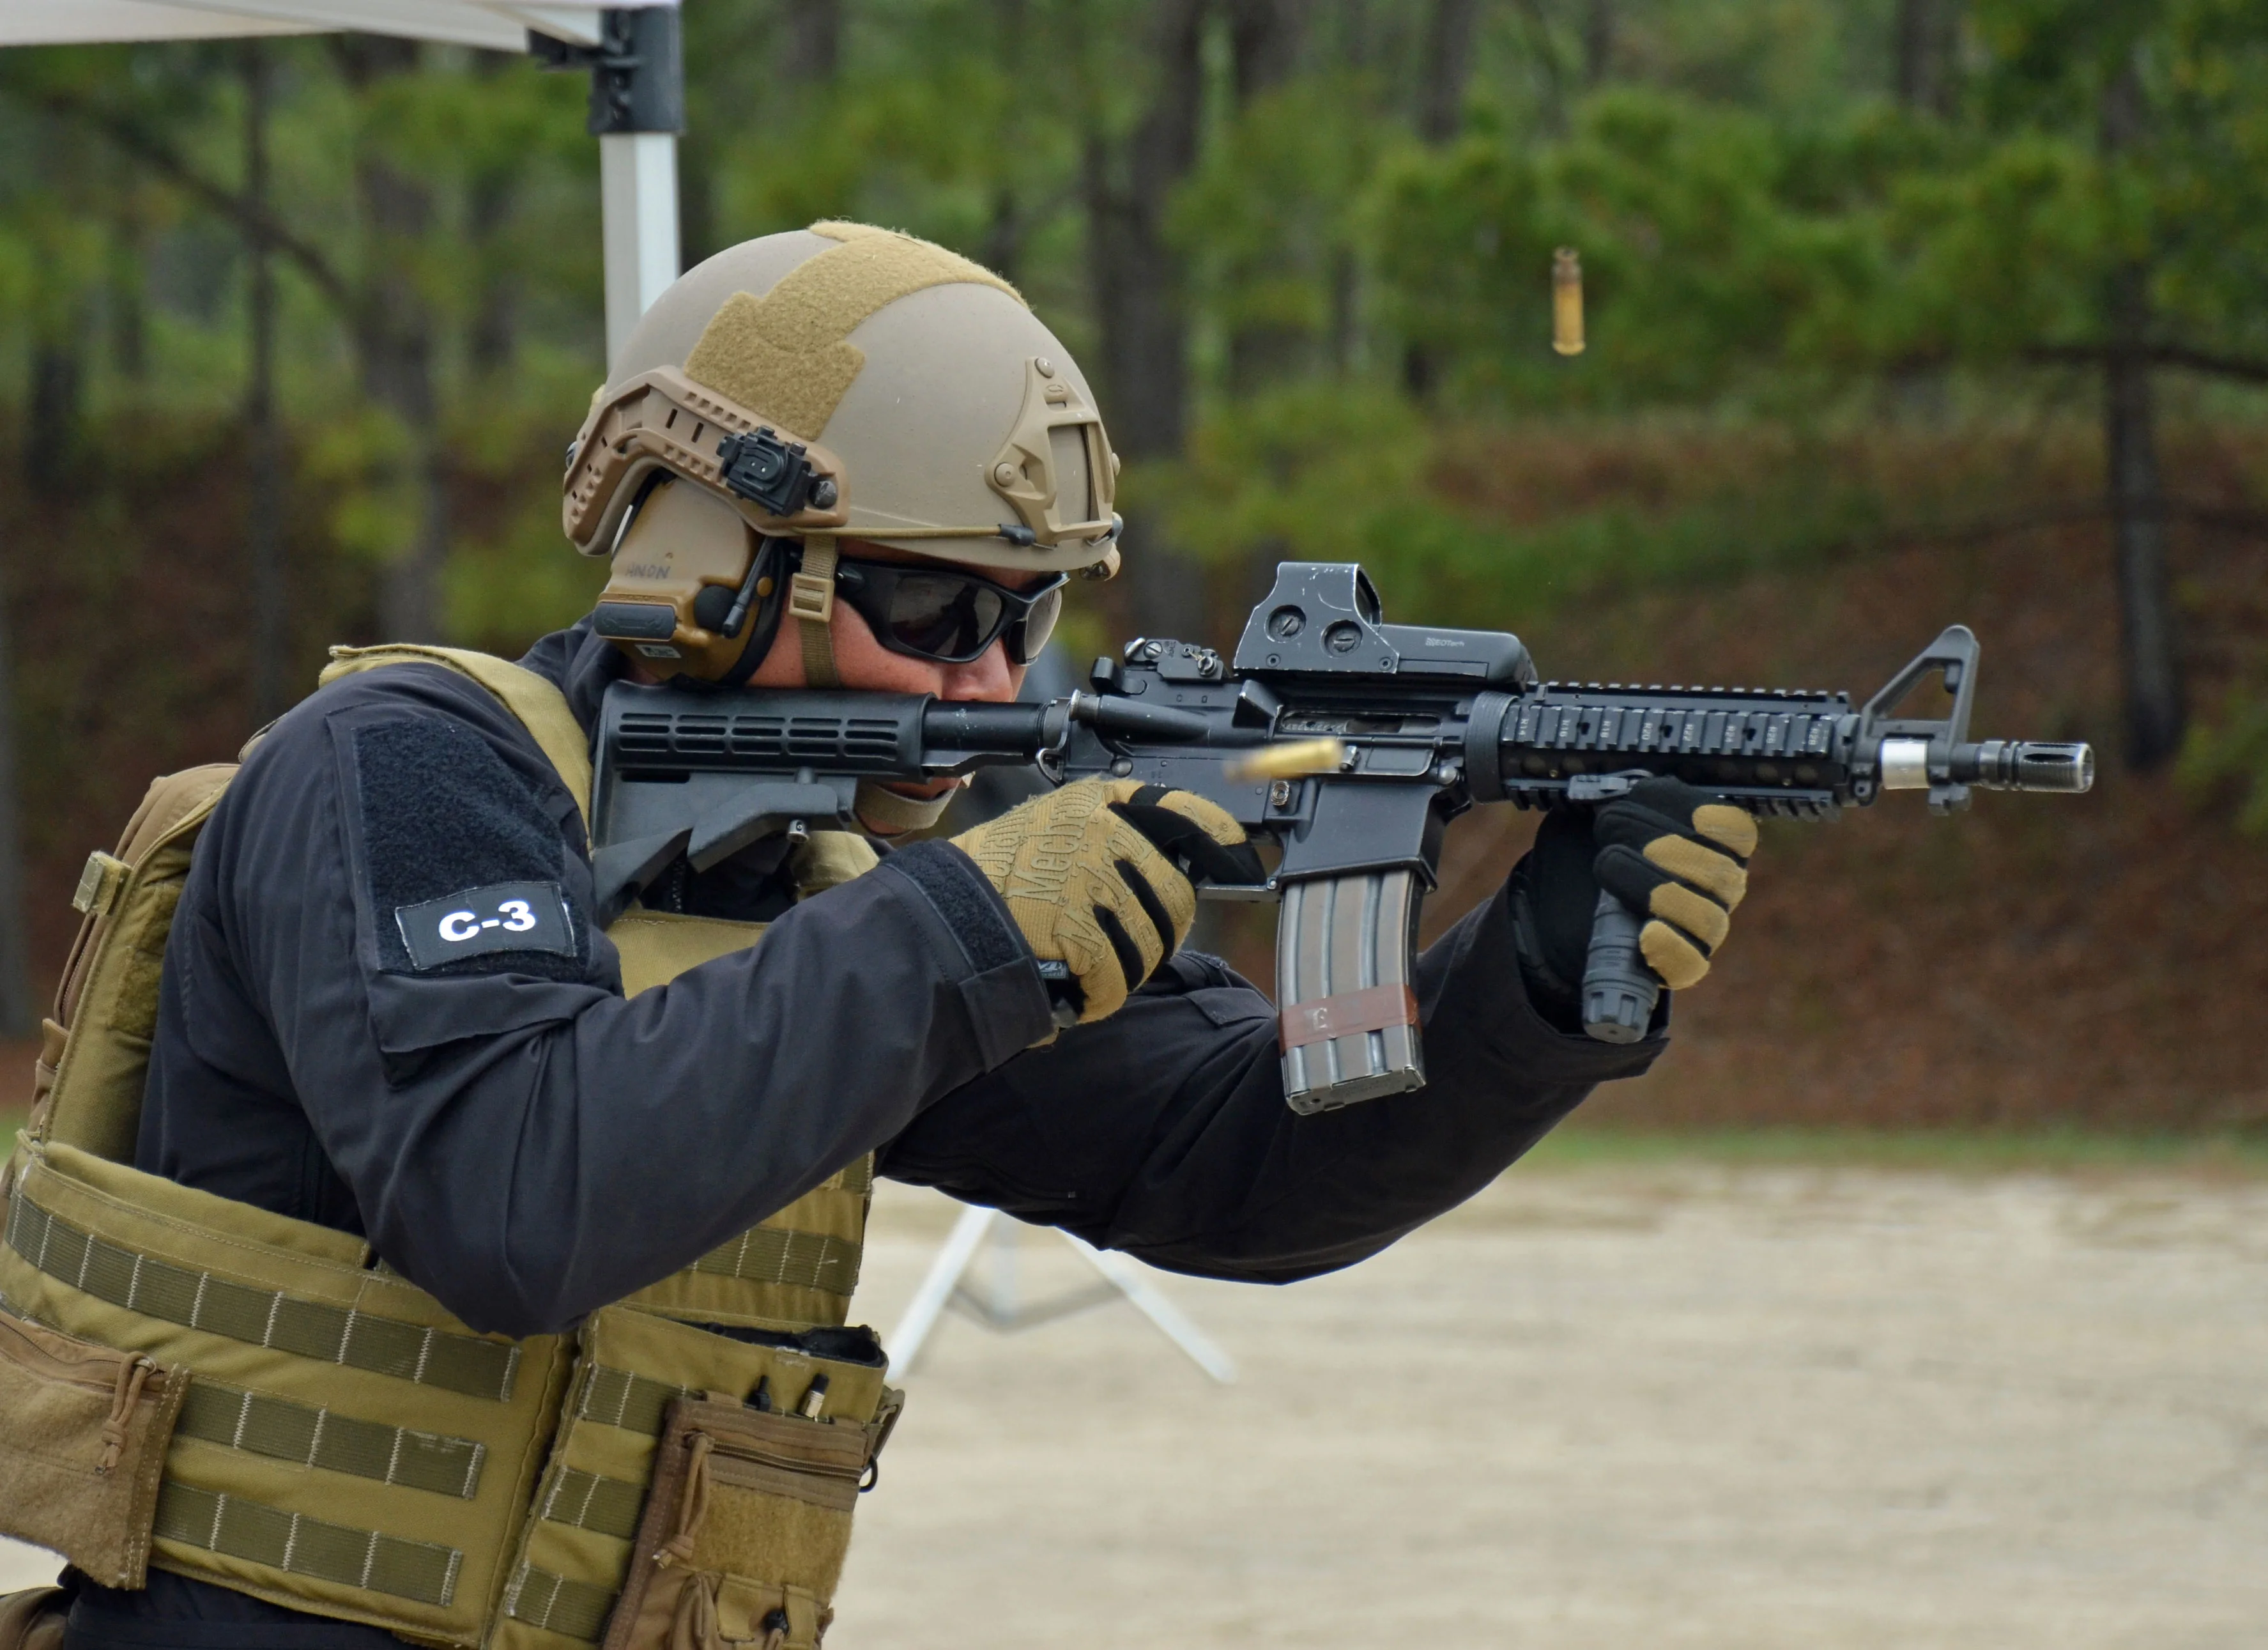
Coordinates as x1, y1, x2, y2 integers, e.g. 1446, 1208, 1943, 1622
1552, 247, 1585, 357
1225, 737, 1347, 782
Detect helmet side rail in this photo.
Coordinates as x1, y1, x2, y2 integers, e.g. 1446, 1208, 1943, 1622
590, 562, 2092, 1109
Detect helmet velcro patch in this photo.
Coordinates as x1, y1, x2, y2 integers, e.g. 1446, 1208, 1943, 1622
682, 223, 1025, 442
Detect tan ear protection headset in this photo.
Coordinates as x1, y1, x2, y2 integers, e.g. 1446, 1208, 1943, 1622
590, 477, 799, 685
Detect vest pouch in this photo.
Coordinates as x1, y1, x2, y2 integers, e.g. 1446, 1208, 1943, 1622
600, 1394, 875, 1650
0, 1304, 187, 1589
496, 1307, 893, 1650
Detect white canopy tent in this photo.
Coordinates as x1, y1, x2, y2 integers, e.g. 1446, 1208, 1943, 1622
0, 0, 684, 363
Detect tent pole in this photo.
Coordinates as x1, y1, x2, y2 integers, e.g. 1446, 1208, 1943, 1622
538, 7, 684, 369
601, 131, 678, 367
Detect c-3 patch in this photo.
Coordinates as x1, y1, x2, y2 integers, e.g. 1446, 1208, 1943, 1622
395, 881, 576, 971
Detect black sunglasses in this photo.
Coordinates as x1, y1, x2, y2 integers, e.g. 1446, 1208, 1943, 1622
826, 555, 1067, 667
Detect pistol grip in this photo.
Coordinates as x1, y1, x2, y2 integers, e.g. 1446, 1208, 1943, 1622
1580, 888, 1660, 1044
1275, 869, 1427, 1114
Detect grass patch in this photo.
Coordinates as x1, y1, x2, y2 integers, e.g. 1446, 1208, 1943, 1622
1525, 1124, 2268, 1177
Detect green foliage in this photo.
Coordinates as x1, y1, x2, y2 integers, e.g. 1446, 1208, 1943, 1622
1171, 382, 1441, 567
1172, 71, 1386, 375
2182, 686, 2268, 835
1871, 130, 2108, 360
1367, 1, 2268, 403
0, 0, 2260, 704
1374, 89, 1898, 407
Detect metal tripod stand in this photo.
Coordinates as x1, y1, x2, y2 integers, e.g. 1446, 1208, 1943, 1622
886, 1205, 1236, 1383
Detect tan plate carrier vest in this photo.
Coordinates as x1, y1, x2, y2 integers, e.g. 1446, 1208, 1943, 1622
0, 647, 899, 1649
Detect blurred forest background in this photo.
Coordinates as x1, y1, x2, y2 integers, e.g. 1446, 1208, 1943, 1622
0, 0, 2264, 1127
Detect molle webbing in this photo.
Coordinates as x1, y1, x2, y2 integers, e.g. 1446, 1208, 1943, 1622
687, 1225, 859, 1296
619, 1153, 875, 1331
503, 1564, 615, 1643
576, 1363, 698, 1438
154, 1483, 463, 1608
538, 1467, 645, 1540
4, 1192, 518, 1403
175, 1381, 486, 1500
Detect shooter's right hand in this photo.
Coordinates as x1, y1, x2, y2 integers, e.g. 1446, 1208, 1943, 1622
951, 778, 1259, 1025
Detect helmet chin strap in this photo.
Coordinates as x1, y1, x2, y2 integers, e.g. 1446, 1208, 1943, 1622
783, 534, 958, 834
790, 537, 842, 688
786, 537, 954, 834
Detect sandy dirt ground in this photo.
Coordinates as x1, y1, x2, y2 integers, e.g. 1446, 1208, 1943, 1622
5, 1160, 2264, 1647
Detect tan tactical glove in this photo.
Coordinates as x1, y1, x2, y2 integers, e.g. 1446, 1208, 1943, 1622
952, 778, 1260, 1024
1591, 776, 1759, 989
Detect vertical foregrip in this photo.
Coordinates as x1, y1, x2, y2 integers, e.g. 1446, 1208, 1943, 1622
1580, 888, 1659, 1044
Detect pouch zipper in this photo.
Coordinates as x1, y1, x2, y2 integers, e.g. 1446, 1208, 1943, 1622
0, 1312, 136, 1397
0, 1313, 160, 1474
704, 1435, 864, 1483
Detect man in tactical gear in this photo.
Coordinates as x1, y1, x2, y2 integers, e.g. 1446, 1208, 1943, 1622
10, 224, 1754, 1650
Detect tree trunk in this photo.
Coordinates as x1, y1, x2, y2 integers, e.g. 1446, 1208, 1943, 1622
466, 54, 518, 377
1895, 0, 1958, 114
1228, 0, 1303, 100
2104, 278, 2182, 767
1337, 0, 1373, 72
979, 0, 1031, 283
0, 327, 37, 1025
1225, 0, 1309, 392
244, 42, 289, 725
1415, 0, 1483, 143
24, 340, 82, 497
1084, 0, 1208, 645
109, 171, 149, 384
783, 0, 843, 84
677, 134, 718, 272
25, 103, 87, 497
1584, 0, 1614, 85
1328, 249, 1360, 376
335, 36, 448, 644
1404, 0, 1485, 401
2099, 57, 2182, 769
0, 549, 31, 1037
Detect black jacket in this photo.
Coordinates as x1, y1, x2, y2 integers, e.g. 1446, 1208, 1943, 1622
68, 620, 1662, 1649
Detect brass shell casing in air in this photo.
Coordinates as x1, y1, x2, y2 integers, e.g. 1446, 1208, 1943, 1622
1552, 247, 1585, 357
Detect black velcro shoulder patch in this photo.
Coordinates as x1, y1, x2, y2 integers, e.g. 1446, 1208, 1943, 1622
395, 881, 576, 971
353, 715, 590, 980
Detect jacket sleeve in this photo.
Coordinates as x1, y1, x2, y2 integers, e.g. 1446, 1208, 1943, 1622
188, 667, 1051, 1336
877, 874, 1665, 1283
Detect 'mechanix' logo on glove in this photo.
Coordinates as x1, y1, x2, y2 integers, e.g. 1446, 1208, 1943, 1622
394, 881, 576, 970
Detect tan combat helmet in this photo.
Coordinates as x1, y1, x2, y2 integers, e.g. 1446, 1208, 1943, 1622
565, 220, 1120, 684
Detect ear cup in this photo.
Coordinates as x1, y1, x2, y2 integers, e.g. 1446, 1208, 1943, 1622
595, 481, 765, 681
